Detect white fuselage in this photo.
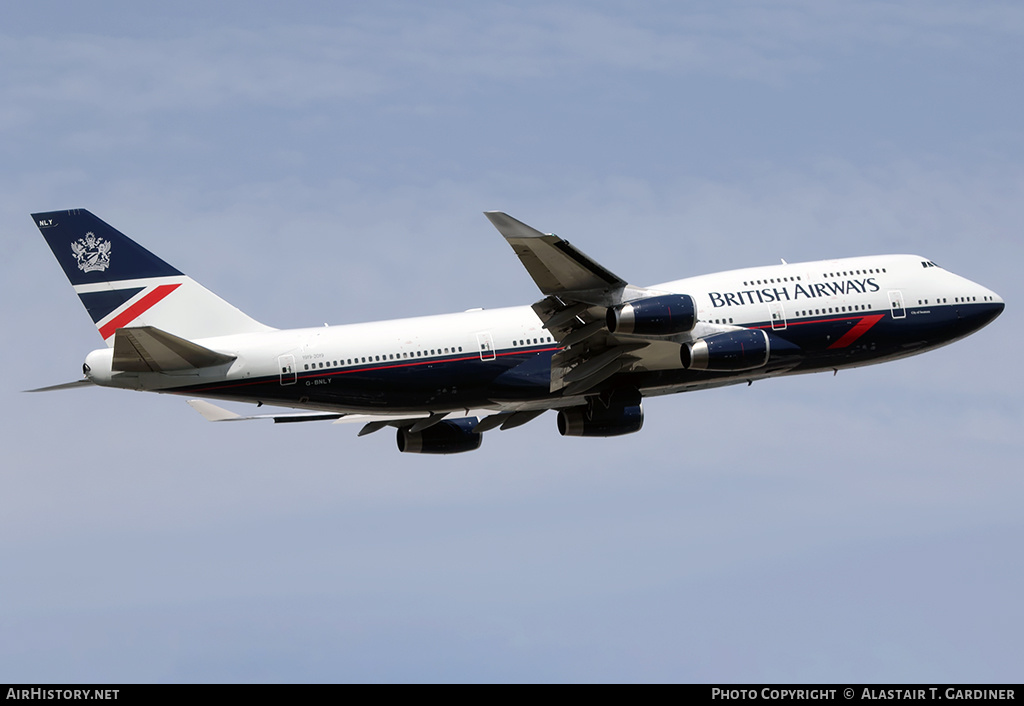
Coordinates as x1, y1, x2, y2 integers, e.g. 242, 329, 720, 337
82, 253, 1003, 415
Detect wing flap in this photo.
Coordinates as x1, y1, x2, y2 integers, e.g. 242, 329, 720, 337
472, 409, 548, 433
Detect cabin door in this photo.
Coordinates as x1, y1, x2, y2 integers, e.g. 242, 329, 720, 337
889, 290, 906, 319
769, 301, 787, 330
278, 354, 297, 385
476, 332, 496, 361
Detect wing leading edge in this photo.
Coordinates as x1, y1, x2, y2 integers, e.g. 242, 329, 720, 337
483, 211, 627, 298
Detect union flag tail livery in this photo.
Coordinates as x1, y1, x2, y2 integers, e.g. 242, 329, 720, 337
33, 209, 273, 345
29, 208, 1004, 454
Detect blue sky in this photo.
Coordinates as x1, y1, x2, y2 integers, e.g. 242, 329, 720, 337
2, 1, 1022, 682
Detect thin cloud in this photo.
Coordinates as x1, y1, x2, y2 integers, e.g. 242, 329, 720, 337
7, 1, 1023, 126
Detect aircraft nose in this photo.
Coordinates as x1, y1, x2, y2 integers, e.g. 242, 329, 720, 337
960, 297, 1004, 333
987, 299, 1004, 318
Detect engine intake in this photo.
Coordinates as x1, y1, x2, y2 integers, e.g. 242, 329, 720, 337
683, 329, 770, 372
397, 418, 482, 454
607, 294, 697, 337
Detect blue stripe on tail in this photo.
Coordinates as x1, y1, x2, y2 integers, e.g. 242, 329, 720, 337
78, 288, 145, 323
32, 209, 182, 285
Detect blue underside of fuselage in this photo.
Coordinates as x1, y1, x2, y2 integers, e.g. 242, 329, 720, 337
167, 302, 1003, 412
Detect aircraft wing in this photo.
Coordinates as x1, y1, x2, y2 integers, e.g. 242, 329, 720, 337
186, 400, 517, 436
483, 211, 628, 298
485, 211, 655, 395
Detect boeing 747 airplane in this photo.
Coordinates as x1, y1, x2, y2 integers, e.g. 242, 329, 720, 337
31, 209, 1004, 453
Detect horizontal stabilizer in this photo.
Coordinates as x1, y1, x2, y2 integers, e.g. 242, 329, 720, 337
113, 326, 236, 372
25, 379, 95, 392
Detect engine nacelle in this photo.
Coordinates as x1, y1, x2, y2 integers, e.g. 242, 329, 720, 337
683, 329, 770, 372
557, 397, 644, 437
397, 418, 482, 454
606, 294, 697, 337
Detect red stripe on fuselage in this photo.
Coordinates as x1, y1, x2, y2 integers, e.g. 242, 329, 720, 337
98, 283, 181, 339
828, 314, 886, 349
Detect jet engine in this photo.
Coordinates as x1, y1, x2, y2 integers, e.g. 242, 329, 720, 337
557, 392, 644, 437
682, 329, 770, 372
397, 419, 482, 454
606, 294, 697, 337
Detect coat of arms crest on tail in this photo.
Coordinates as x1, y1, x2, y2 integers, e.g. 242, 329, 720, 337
71, 232, 111, 273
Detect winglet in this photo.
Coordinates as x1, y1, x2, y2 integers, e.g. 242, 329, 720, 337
484, 211, 549, 240
483, 211, 626, 297
187, 400, 348, 423
187, 399, 242, 421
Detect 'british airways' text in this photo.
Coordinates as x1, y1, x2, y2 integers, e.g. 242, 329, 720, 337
709, 278, 880, 308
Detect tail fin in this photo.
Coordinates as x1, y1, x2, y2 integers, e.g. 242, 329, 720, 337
32, 209, 273, 345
